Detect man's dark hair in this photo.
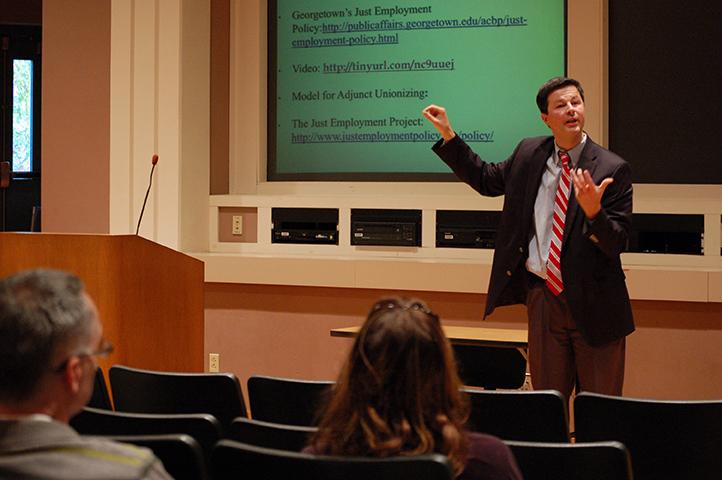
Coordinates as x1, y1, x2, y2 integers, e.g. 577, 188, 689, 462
536, 76, 585, 114
0, 269, 94, 403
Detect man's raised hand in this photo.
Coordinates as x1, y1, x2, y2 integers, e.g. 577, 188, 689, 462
422, 104, 456, 141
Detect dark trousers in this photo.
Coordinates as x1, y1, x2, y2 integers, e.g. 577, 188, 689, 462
526, 279, 626, 402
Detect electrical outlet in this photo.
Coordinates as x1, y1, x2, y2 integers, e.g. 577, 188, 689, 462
232, 216, 243, 235
208, 353, 220, 372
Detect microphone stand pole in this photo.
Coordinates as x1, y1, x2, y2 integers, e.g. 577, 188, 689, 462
1, 188, 5, 232
0, 161, 10, 232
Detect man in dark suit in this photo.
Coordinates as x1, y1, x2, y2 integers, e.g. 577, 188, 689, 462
422, 77, 634, 401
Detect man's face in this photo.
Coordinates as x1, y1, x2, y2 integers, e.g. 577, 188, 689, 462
540, 85, 585, 145
71, 295, 104, 413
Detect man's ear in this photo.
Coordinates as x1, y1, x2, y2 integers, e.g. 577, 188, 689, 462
61, 356, 84, 395
540, 112, 549, 128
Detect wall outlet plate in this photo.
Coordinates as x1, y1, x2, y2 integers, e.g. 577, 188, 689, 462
208, 353, 220, 372
232, 216, 243, 235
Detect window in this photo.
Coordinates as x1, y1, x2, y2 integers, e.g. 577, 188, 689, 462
12, 59, 33, 173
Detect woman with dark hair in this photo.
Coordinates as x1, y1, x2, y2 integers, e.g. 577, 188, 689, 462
308, 297, 522, 479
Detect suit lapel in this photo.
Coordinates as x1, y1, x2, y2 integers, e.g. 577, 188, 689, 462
563, 138, 598, 246
525, 139, 555, 234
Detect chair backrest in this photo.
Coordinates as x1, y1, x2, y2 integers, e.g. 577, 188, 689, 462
505, 440, 632, 480
109, 365, 247, 432
87, 366, 113, 410
574, 392, 722, 480
247, 375, 334, 426
211, 440, 452, 480
226, 417, 317, 451
453, 345, 527, 389
70, 407, 222, 462
464, 389, 569, 442
108, 434, 208, 480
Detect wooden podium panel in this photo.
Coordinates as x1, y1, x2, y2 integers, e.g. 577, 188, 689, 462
0, 233, 204, 373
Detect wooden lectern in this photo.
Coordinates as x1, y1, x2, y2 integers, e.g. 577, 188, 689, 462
0, 233, 204, 373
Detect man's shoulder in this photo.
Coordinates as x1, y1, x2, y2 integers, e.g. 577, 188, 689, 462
0, 420, 169, 480
56, 436, 168, 479
584, 137, 628, 167
520, 135, 553, 146
77, 434, 157, 460
514, 136, 554, 157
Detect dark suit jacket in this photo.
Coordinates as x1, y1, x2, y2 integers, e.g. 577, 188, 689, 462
433, 135, 634, 346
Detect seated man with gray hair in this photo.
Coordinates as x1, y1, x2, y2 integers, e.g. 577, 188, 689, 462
0, 269, 171, 479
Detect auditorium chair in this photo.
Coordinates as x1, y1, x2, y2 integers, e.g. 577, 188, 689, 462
247, 374, 334, 426
70, 407, 222, 463
87, 366, 113, 410
574, 392, 722, 480
505, 440, 632, 480
211, 440, 452, 480
453, 344, 527, 389
226, 417, 317, 451
464, 389, 569, 442
109, 365, 246, 433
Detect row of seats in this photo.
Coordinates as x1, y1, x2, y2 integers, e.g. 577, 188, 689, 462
84, 365, 722, 480
75, 416, 633, 480
92, 365, 568, 438
72, 411, 315, 462
214, 439, 633, 480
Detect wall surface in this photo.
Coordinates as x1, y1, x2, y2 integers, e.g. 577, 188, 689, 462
41, 0, 111, 233
206, 283, 722, 402
109, 0, 210, 251
41, 0, 210, 246
228, 0, 264, 193
210, 0, 230, 194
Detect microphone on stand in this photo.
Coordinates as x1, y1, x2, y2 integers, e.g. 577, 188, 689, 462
135, 154, 159, 235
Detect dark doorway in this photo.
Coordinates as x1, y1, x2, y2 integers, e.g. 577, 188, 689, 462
1, 23, 41, 231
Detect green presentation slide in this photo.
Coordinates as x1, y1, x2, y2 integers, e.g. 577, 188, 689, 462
269, 0, 565, 180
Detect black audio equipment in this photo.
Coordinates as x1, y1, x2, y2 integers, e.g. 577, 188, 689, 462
351, 209, 421, 247
436, 210, 500, 249
271, 208, 338, 245
628, 214, 704, 255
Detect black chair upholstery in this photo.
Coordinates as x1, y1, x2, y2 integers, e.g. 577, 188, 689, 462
505, 440, 632, 480
211, 440, 452, 480
247, 375, 334, 426
70, 407, 222, 462
87, 367, 112, 410
226, 417, 317, 451
464, 389, 569, 442
109, 434, 208, 480
109, 365, 247, 432
574, 392, 722, 480
453, 345, 527, 389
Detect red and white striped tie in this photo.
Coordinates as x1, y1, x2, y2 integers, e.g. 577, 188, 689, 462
546, 150, 572, 296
